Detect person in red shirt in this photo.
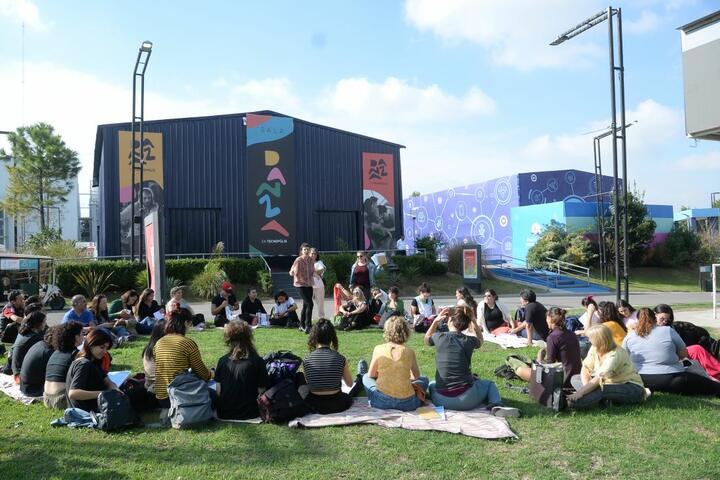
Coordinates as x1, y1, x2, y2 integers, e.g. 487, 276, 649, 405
1, 290, 26, 344
290, 243, 315, 334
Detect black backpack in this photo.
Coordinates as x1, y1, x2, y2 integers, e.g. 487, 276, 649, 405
257, 378, 308, 423
92, 390, 139, 431
264, 351, 303, 386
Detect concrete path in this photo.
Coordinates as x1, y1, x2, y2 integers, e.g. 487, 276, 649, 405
46, 291, 720, 330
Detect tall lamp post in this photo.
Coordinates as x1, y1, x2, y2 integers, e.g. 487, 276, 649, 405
551, 7, 629, 302
130, 40, 153, 262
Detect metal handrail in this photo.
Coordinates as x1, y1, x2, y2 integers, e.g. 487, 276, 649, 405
545, 257, 591, 286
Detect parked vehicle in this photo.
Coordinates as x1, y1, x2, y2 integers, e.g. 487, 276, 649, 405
1, 253, 66, 310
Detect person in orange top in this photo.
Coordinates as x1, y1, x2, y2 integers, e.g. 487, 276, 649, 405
289, 242, 316, 333
598, 301, 628, 346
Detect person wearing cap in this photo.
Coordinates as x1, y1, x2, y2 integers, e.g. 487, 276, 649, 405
211, 281, 239, 328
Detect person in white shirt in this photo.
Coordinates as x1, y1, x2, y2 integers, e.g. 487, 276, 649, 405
395, 235, 409, 256
310, 248, 326, 320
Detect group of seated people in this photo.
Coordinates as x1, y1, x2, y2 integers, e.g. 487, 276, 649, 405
3, 280, 719, 423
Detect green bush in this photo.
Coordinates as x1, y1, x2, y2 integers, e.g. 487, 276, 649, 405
391, 255, 447, 276
165, 259, 207, 284
526, 221, 594, 269
256, 270, 273, 294
217, 258, 265, 285
447, 245, 464, 275
56, 260, 144, 295
647, 224, 707, 267
190, 261, 228, 300
415, 235, 443, 259
323, 253, 356, 286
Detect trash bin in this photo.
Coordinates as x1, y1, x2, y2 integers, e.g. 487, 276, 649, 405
699, 266, 712, 292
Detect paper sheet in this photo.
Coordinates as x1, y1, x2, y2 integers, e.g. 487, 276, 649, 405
107, 370, 131, 387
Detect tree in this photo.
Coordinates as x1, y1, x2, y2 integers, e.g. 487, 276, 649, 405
526, 220, 595, 268
603, 187, 656, 266
0, 123, 80, 230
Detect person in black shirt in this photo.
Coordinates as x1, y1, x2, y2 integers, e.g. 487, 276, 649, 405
11, 310, 47, 377
214, 320, 269, 420
66, 328, 121, 412
135, 288, 162, 334
211, 282, 240, 328
509, 289, 549, 345
240, 287, 266, 325
20, 326, 55, 397
44, 321, 84, 409
1, 290, 25, 344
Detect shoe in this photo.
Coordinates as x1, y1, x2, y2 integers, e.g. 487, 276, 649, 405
357, 359, 369, 377
491, 406, 520, 418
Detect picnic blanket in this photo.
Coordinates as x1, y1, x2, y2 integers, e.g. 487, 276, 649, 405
214, 413, 263, 424
288, 398, 517, 440
482, 332, 544, 349
0, 373, 41, 405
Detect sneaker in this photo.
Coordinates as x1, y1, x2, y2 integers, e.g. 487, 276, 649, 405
357, 359, 369, 377
193, 325, 205, 331
491, 406, 520, 418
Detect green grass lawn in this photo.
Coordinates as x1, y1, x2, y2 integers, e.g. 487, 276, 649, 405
1, 328, 719, 480
590, 267, 700, 292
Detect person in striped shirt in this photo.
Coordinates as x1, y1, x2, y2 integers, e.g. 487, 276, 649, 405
153, 310, 212, 408
300, 319, 365, 414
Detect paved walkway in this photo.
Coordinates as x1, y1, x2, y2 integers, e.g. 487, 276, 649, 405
46, 291, 720, 330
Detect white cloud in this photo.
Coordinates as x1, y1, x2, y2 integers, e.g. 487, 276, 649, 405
0, 0, 45, 29
404, 0, 610, 70
677, 151, 720, 170
318, 77, 494, 124
228, 78, 303, 114
624, 10, 661, 34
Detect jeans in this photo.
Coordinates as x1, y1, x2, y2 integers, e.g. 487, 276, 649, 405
299, 286, 314, 329
518, 328, 542, 341
429, 378, 503, 410
362, 373, 429, 411
112, 326, 131, 338
135, 317, 156, 335
569, 374, 646, 409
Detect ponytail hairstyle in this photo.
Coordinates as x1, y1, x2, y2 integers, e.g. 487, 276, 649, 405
598, 301, 627, 332
581, 295, 598, 309
19, 310, 46, 336
634, 308, 656, 338
546, 307, 567, 331
224, 320, 258, 361
450, 306, 473, 331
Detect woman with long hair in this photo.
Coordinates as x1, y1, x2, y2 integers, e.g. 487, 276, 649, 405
622, 308, 720, 396
337, 287, 370, 331
618, 300, 638, 329
349, 251, 376, 301
477, 288, 512, 335
11, 310, 47, 379
215, 320, 269, 420
134, 288, 162, 334
142, 319, 166, 396
301, 319, 364, 414
597, 301, 627, 346
90, 294, 131, 339
574, 296, 599, 336
567, 325, 646, 409
66, 328, 121, 412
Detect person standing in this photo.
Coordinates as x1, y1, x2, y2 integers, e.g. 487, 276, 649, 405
310, 248, 326, 320
349, 252, 376, 301
395, 235, 409, 256
290, 243, 315, 333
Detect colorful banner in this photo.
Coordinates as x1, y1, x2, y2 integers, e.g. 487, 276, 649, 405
463, 249, 478, 280
118, 131, 164, 256
246, 114, 296, 255
362, 152, 395, 250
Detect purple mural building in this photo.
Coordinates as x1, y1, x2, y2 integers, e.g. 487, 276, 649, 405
403, 169, 617, 260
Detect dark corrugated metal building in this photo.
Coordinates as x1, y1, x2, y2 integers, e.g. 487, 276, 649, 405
92, 110, 404, 257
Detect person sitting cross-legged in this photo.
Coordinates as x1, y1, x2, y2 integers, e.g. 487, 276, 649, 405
300, 319, 365, 414
361, 315, 429, 411
66, 328, 122, 413
567, 325, 647, 409
425, 306, 519, 417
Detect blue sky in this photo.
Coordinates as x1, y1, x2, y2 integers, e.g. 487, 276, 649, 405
1, 0, 719, 209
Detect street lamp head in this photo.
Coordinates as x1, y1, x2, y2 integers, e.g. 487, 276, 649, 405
550, 35, 568, 46
140, 41, 153, 52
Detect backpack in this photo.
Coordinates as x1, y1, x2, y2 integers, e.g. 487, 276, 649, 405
167, 372, 213, 429
264, 351, 303, 386
257, 378, 309, 423
92, 390, 139, 431
529, 363, 567, 412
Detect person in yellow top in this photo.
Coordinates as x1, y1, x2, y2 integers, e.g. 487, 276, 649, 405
598, 301, 628, 346
567, 324, 646, 409
153, 310, 212, 408
361, 315, 429, 411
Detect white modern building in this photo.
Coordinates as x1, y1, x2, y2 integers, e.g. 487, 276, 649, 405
0, 174, 81, 252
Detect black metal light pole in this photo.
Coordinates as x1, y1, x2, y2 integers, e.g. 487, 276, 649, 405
551, 6, 629, 303
130, 41, 152, 262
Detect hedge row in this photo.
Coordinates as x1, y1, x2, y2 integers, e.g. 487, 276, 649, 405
56, 258, 266, 295
391, 255, 448, 276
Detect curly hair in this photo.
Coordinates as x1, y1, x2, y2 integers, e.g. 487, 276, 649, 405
50, 321, 84, 352
225, 320, 257, 361
383, 315, 410, 344
307, 319, 338, 352
18, 310, 46, 335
